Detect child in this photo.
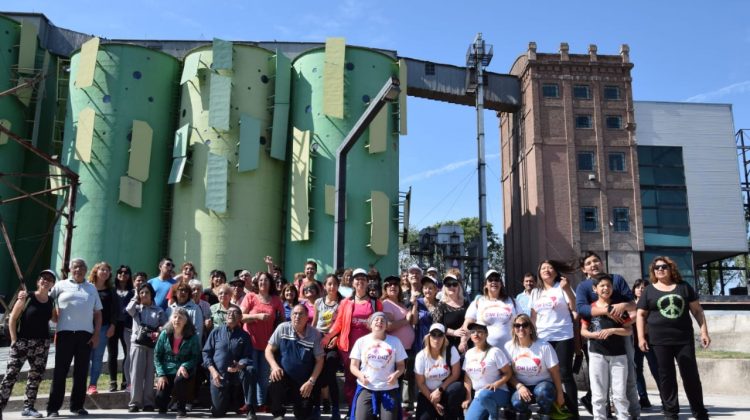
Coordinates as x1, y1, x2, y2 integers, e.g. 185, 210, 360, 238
581, 273, 632, 420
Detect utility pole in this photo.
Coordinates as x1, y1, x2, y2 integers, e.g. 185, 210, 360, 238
466, 33, 493, 295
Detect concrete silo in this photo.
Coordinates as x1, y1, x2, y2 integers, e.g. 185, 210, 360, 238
284, 41, 401, 276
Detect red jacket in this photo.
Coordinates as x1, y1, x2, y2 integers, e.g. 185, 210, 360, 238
322, 297, 383, 352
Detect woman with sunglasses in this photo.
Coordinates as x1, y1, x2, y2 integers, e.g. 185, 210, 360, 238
433, 272, 468, 352
87, 261, 117, 396
636, 257, 710, 420
632, 278, 661, 409
109, 265, 134, 392
530, 259, 579, 418
461, 269, 517, 353
505, 313, 564, 419
461, 321, 512, 419
414, 323, 464, 420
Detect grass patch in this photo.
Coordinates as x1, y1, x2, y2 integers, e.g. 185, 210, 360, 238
695, 349, 750, 359
8, 373, 121, 397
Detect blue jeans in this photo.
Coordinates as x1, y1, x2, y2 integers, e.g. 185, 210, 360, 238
89, 324, 109, 386
466, 387, 510, 420
250, 348, 269, 406
511, 380, 556, 414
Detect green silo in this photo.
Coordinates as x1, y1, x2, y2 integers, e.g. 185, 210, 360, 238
285, 46, 400, 276
0, 16, 31, 293
169, 44, 286, 282
51, 42, 179, 274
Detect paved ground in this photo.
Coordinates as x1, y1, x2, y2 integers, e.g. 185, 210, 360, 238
1, 391, 749, 419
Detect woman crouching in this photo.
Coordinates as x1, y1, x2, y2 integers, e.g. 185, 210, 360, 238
462, 321, 512, 420
414, 323, 465, 420
349, 312, 408, 420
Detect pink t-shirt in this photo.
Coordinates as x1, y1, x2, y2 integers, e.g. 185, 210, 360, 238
382, 299, 415, 350
172, 336, 183, 354
241, 293, 284, 350
349, 300, 375, 348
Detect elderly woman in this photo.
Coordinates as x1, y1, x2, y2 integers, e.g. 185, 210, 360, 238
461, 269, 517, 352
504, 313, 564, 419
189, 279, 212, 340
637, 257, 710, 420
461, 321, 512, 420
210, 284, 233, 328
167, 283, 205, 340
87, 261, 118, 395
126, 283, 167, 412
414, 323, 464, 420
154, 307, 202, 418
349, 312, 408, 420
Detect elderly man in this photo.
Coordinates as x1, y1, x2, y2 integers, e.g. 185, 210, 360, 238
202, 305, 255, 419
403, 264, 423, 307
265, 304, 324, 420
47, 258, 103, 417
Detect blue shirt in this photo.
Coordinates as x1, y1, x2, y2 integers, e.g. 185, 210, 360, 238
515, 291, 532, 315
149, 277, 176, 310
202, 324, 253, 374
268, 321, 323, 384
575, 273, 634, 320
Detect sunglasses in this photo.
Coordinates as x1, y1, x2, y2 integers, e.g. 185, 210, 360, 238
513, 322, 530, 329
469, 329, 486, 336
654, 264, 670, 271
486, 277, 501, 283
164, 262, 174, 268
444, 282, 459, 288
429, 331, 445, 338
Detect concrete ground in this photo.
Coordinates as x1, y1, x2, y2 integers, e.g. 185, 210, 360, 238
1, 391, 749, 419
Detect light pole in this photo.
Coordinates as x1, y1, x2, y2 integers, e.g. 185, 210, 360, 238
466, 33, 493, 295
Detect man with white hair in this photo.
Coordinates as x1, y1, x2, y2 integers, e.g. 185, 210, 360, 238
402, 264, 423, 307
47, 258, 103, 417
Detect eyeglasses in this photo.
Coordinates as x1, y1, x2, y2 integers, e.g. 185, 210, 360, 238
429, 331, 445, 338
444, 282, 459, 288
654, 264, 670, 271
513, 322, 530, 330
39, 276, 55, 283
164, 262, 174, 268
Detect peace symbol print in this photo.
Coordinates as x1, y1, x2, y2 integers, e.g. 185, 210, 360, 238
656, 294, 685, 319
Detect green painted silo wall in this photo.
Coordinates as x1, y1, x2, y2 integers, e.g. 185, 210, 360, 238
52, 43, 179, 274
0, 16, 30, 293
284, 47, 399, 276
169, 45, 285, 282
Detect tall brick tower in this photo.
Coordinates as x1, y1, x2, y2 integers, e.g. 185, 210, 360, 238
500, 43, 643, 290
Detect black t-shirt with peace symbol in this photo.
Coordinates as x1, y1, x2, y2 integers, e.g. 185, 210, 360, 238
636, 282, 697, 346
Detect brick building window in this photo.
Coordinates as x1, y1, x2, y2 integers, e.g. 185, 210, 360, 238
604, 85, 621, 100
581, 207, 599, 232
573, 84, 591, 99
606, 115, 623, 129
608, 153, 626, 172
575, 115, 593, 129
577, 152, 595, 171
542, 84, 559, 98
613, 207, 630, 232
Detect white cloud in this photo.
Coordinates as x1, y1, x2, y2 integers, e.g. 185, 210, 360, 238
401, 153, 500, 185
685, 80, 750, 102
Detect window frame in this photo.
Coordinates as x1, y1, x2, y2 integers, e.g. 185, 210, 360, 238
612, 207, 630, 232
542, 83, 559, 98
573, 84, 591, 99
608, 152, 626, 172
575, 114, 593, 129
577, 151, 596, 171
603, 85, 621, 100
581, 206, 600, 232
606, 115, 623, 130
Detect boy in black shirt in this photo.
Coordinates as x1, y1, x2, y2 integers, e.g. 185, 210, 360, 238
581, 273, 632, 420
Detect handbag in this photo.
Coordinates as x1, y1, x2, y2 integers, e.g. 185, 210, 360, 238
134, 311, 158, 348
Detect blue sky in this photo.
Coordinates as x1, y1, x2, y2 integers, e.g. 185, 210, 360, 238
7, 0, 750, 238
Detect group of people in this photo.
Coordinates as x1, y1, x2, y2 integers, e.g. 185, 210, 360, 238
0, 251, 711, 420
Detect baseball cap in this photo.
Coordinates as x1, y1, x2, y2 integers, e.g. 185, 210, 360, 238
352, 268, 368, 278
407, 264, 423, 274
383, 275, 400, 284
229, 277, 244, 285
421, 275, 437, 285
467, 320, 489, 331
484, 269, 501, 280
39, 269, 57, 281
429, 323, 446, 334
